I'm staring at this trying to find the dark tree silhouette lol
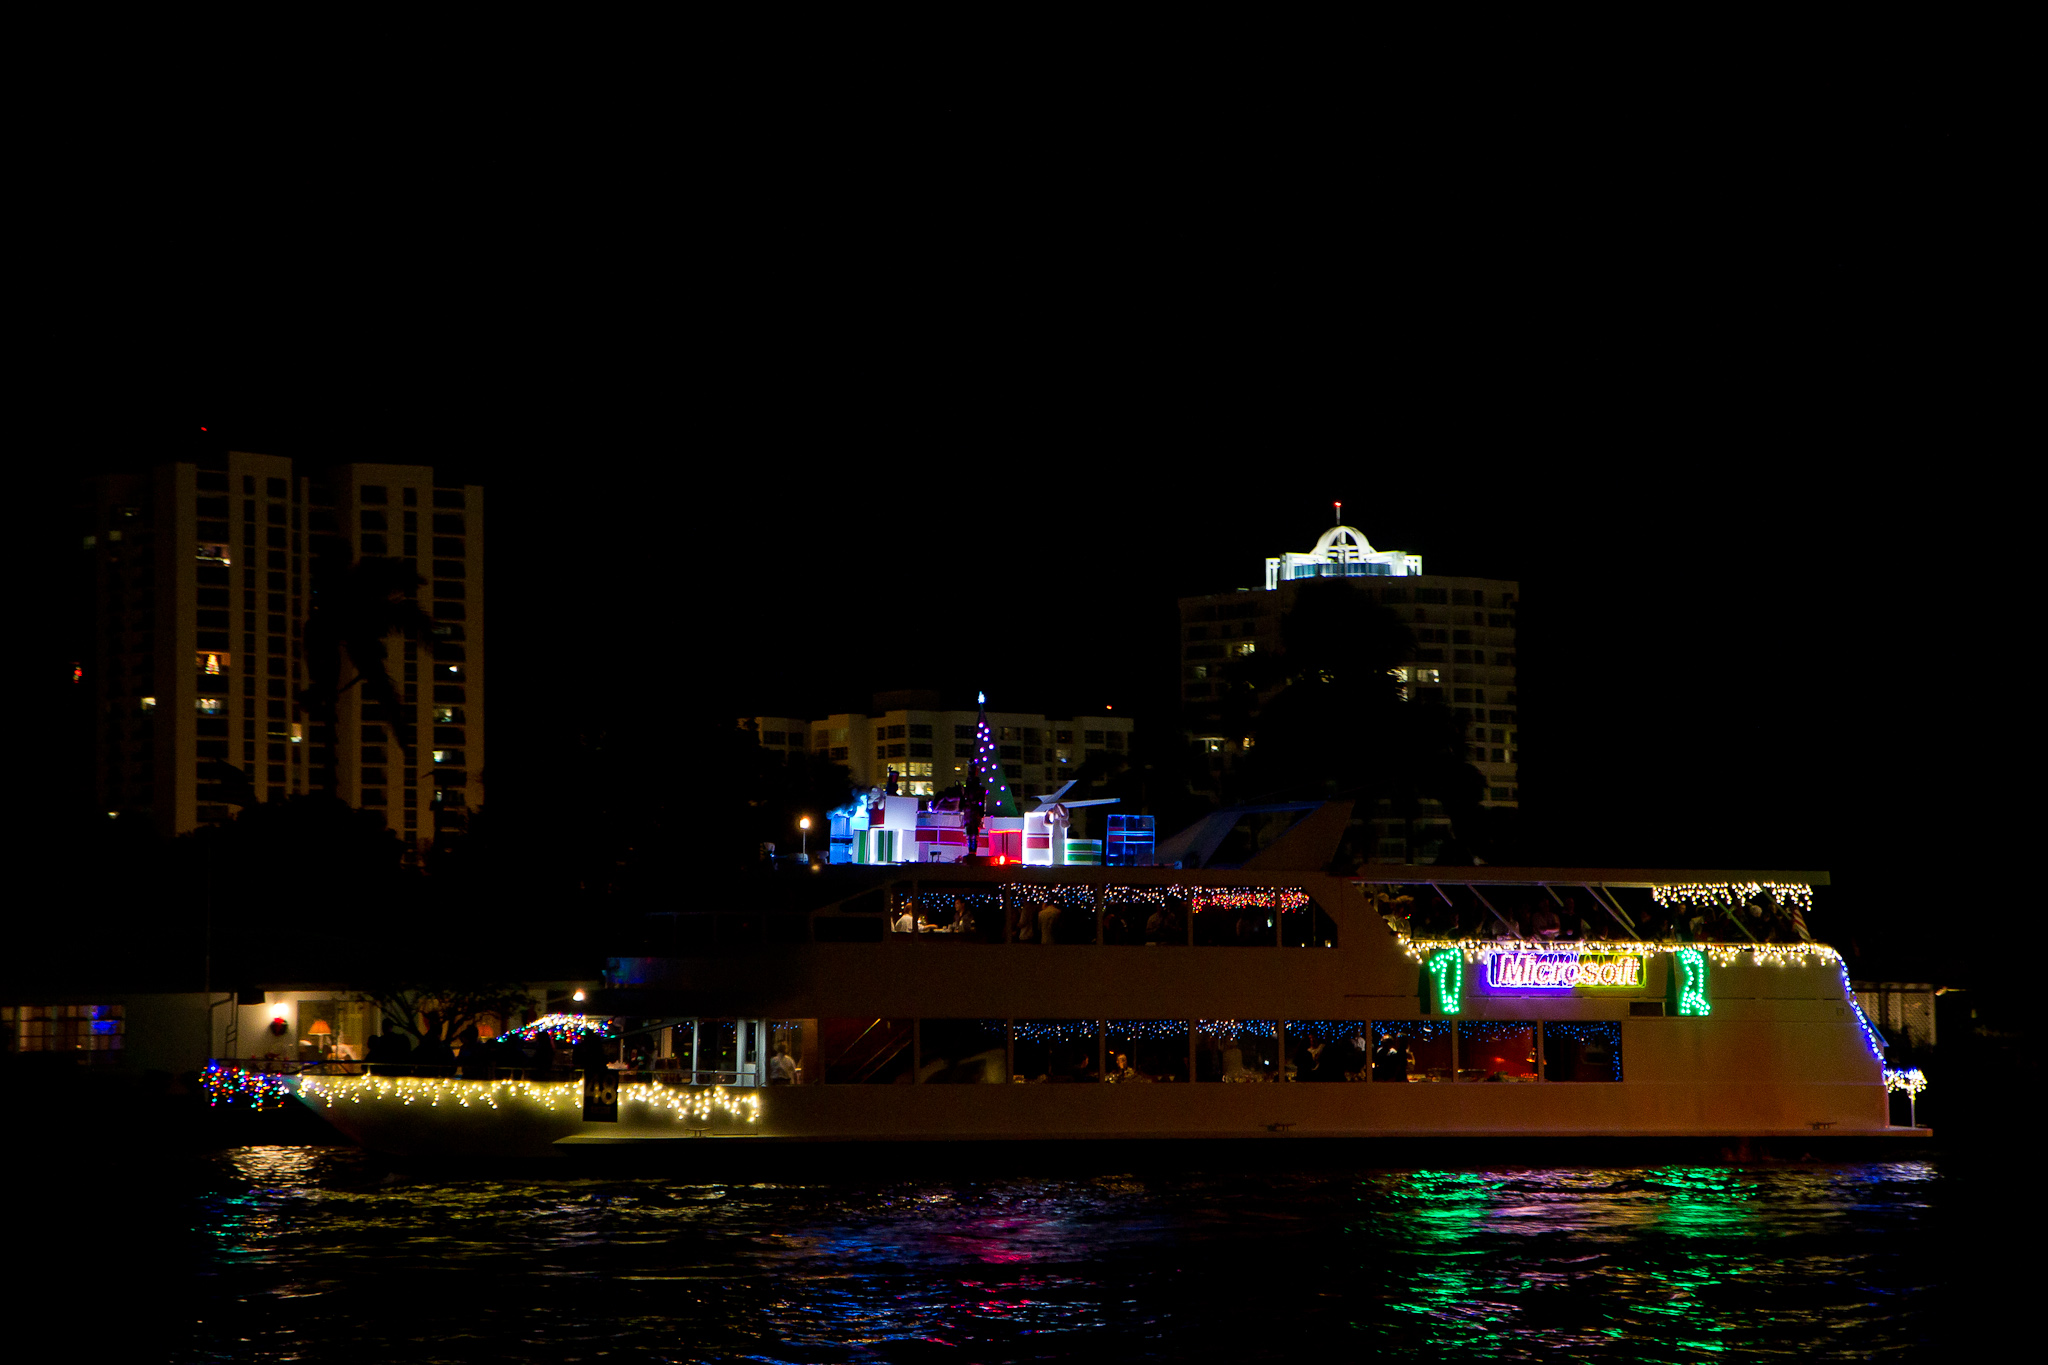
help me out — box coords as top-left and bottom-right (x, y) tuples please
(296, 553), (440, 799)
(1225, 580), (1499, 863)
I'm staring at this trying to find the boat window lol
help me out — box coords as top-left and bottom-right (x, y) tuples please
(1457, 1021), (1538, 1082)
(1105, 887), (1188, 946)
(768, 1020), (815, 1084)
(886, 886), (922, 934)
(820, 1018), (913, 1084)
(1543, 1021), (1622, 1082)
(1107, 1020), (1189, 1082)
(1373, 1021), (1455, 1082)
(1280, 895), (1339, 948)
(1193, 890), (1271, 947)
(1196, 1019), (1279, 1081)
(1007, 885), (1096, 944)
(901, 886), (1002, 941)
(1283, 1021), (1371, 1080)
(1014, 1019), (1099, 1083)
(917, 1020), (1007, 1083)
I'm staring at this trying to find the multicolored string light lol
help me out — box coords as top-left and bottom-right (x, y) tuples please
(199, 1061), (295, 1111)
(503, 1014), (617, 1043)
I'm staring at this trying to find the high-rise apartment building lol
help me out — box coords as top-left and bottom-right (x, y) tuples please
(80, 454), (483, 845)
(1178, 522), (1518, 860)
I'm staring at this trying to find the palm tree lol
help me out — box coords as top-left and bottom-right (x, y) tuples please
(296, 553), (440, 800)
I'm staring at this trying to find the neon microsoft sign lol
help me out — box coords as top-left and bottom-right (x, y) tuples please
(1485, 950), (1644, 989)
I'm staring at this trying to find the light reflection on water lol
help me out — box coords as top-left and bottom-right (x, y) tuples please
(163, 1152), (1952, 1362)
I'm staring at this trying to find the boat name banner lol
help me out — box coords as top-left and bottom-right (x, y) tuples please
(1485, 951), (1644, 990)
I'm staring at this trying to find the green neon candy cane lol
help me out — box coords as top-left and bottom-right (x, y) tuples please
(1672, 947), (1711, 1016)
(1429, 948), (1464, 1016)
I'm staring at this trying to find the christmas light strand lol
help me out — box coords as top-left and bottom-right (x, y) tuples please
(1456, 1020), (1537, 1041)
(1011, 1020), (1099, 1044)
(199, 1061), (295, 1111)
(1395, 935), (1841, 969)
(295, 1074), (762, 1124)
(1106, 1019), (1192, 1042)
(1195, 1018), (1277, 1040)
(1837, 960), (1888, 1064)
(1651, 883), (1814, 912)
(1283, 1020), (1371, 1042)
(1375, 1020), (1455, 1041)
(1883, 1068), (1927, 1096)
(503, 1013), (617, 1043)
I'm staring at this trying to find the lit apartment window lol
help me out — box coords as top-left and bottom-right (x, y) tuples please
(196, 698), (224, 715)
(139, 697), (156, 712)
(196, 543), (231, 565)
(433, 749), (465, 765)
(198, 652), (230, 674)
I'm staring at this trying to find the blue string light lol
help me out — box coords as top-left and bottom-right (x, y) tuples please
(1107, 1019), (1190, 1042)
(1195, 1018), (1276, 1040)
(1284, 1020), (1371, 1042)
(1012, 1019), (1098, 1043)
(1456, 1019), (1537, 1041)
(1542, 1021), (1623, 1081)
(1375, 1020), (1455, 1041)
(1836, 960), (1887, 1063)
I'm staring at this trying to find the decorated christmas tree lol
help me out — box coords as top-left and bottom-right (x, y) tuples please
(970, 691), (1020, 819)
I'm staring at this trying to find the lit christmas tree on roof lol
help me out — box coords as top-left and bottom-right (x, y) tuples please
(970, 691), (1019, 819)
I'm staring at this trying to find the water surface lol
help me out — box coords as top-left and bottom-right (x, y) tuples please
(119, 1149), (1996, 1361)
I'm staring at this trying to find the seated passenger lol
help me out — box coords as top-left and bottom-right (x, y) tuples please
(1372, 1035), (1410, 1082)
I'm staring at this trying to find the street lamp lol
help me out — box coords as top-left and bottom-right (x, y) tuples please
(799, 815), (811, 862)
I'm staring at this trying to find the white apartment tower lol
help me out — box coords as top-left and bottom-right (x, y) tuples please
(82, 454), (483, 846)
(1180, 521), (1518, 862)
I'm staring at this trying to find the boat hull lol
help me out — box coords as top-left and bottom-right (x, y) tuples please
(293, 1074), (1900, 1161)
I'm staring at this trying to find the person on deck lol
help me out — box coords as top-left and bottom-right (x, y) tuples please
(1037, 899), (1061, 945)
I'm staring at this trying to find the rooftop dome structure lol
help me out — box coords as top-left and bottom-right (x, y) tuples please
(1266, 522), (1421, 589)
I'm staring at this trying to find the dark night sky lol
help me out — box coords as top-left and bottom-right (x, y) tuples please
(47, 388), (2011, 969)
(32, 168), (2019, 984)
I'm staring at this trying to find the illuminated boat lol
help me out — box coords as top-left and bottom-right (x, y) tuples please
(282, 845), (1919, 1158)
